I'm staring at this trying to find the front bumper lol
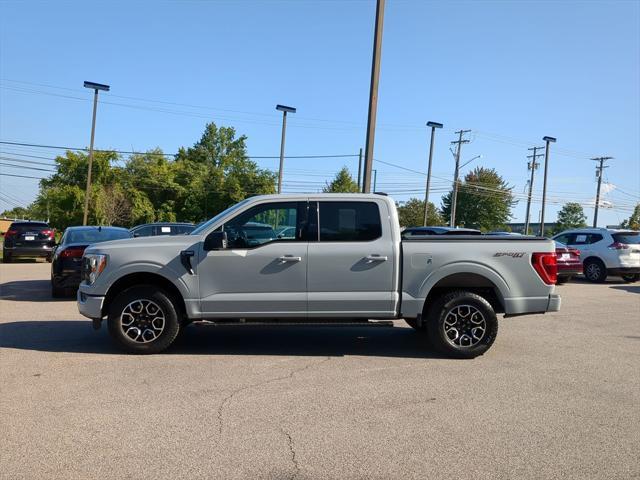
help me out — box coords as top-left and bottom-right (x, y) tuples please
(77, 289), (105, 320)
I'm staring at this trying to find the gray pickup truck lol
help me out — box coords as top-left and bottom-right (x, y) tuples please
(78, 194), (561, 358)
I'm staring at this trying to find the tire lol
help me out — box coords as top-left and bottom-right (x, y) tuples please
(3, 252), (11, 263)
(621, 273), (640, 283)
(425, 290), (498, 359)
(584, 258), (607, 283)
(51, 283), (65, 298)
(404, 318), (426, 332)
(107, 285), (180, 354)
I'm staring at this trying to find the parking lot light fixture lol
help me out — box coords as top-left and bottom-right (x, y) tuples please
(276, 104), (296, 194)
(424, 121), (443, 226)
(540, 136), (557, 236)
(82, 81), (110, 226)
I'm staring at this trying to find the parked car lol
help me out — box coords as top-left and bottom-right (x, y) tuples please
(2, 221), (55, 263)
(552, 228), (640, 283)
(51, 226), (131, 297)
(78, 194), (560, 358)
(402, 226), (482, 238)
(485, 231), (522, 236)
(554, 241), (582, 283)
(130, 222), (195, 237)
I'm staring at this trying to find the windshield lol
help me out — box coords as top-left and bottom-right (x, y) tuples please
(66, 229), (130, 244)
(190, 198), (254, 235)
(612, 232), (640, 244)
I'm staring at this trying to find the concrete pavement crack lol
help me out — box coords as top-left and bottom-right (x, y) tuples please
(282, 428), (299, 480)
(216, 356), (331, 439)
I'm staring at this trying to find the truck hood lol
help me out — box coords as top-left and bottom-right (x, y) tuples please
(84, 234), (202, 255)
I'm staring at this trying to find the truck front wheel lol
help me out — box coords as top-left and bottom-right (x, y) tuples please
(107, 285), (181, 354)
(426, 290), (498, 359)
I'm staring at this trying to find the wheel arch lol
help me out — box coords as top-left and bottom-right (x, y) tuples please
(102, 272), (187, 320)
(422, 272), (506, 315)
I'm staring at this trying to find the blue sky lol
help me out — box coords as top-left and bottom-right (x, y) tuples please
(1, 0), (639, 227)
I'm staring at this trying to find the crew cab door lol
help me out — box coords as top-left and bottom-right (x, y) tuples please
(306, 200), (396, 318)
(197, 201), (309, 318)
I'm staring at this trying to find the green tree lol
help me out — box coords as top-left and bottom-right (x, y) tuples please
(0, 206), (33, 219)
(620, 204), (640, 230)
(397, 198), (442, 227)
(441, 166), (516, 231)
(174, 123), (276, 222)
(555, 202), (587, 232)
(323, 167), (359, 193)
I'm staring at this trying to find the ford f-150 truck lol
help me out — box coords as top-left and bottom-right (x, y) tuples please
(78, 194), (561, 358)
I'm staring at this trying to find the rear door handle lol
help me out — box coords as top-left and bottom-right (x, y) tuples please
(278, 255), (302, 263)
(366, 255), (388, 262)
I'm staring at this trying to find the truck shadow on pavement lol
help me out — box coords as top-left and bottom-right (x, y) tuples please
(0, 280), (74, 302)
(0, 321), (449, 359)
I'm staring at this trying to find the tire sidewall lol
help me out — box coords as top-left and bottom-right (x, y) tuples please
(584, 259), (606, 283)
(108, 285), (180, 354)
(426, 291), (498, 359)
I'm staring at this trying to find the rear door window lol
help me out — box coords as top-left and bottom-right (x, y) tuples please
(318, 201), (382, 242)
(588, 234), (603, 244)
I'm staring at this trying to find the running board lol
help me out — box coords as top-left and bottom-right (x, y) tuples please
(193, 319), (395, 327)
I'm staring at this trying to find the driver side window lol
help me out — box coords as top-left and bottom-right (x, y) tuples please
(223, 202), (300, 249)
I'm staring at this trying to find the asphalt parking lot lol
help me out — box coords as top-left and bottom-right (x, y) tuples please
(0, 262), (639, 480)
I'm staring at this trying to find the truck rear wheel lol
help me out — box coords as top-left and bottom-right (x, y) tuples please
(426, 290), (498, 359)
(107, 285), (181, 354)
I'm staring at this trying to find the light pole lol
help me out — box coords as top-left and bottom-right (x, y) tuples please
(362, 0), (386, 193)
(423, 121), (443, 226)
(82, 81), (110, 226)
(539, 136), (556, 236)
(276, 104), (296, 194)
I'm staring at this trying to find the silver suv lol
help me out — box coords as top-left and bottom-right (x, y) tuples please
(552, 228), (640, 283)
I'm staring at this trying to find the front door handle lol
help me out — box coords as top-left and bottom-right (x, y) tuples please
(366, 254), (388, 262)
(278, 255), (302, 263)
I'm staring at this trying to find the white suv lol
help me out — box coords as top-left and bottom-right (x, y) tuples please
(553, 228), (640, 283)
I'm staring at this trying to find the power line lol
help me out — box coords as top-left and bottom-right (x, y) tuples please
(0, 173), (46, 180)
(0, 140), (358, 160)
(0, 161), (56, 172)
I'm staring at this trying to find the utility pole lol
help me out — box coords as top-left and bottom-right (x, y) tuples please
(591, 156), (613, 227)
(539, 136), (556, 236)
(357, 148), (363, 190)
(362, 0), (385, 193)
(524, 146), (544, 235)
(82, 81), (110, 226)
(424, 121), (443, 226)
(373, 169), (378, 192)
(449, 129), (471, 227)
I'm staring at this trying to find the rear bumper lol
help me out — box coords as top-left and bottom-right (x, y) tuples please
(608, 267), (640, 275)
(557, 264), (582, 276)
(503, 293), (561, 316)
(3, 245), (53, 257)
(77, 289), (105, 320)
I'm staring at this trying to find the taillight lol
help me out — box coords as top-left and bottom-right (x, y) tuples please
(4, 229), (17, 238)
(569, 248), (581, 258)
(532, 252), (557, 285)
(60, 247), (85, 258)
(608, 242), (629, 250)
(42, 229), (55, 239)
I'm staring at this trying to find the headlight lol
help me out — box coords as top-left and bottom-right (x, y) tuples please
(82, 254), (107, 285)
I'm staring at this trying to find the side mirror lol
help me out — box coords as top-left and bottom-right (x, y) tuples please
(204, 231), (228, 251)
(133, 232), (141, 238)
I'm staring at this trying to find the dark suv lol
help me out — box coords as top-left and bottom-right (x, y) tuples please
(130, 222), (195, 237)
(3, 221), (56, 262)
